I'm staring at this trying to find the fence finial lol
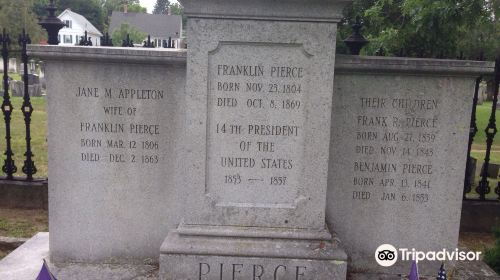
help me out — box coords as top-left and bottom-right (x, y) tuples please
(101, 33), (113, 47)
(143, 35), (154, 48)
(78, 31), (92, 46)
(39, 0), (65, 45)
(343, 16), (369, 55)
(122, 34), (133, 47)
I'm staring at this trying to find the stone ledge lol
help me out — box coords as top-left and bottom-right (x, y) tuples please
(0, 236), (28, 251)
(335, 55), (495, 77)
(0, 179), (47, 210)
(180, 0), (351, 23)
(28, 45), (187, 65)
(0, 232), (159, 280)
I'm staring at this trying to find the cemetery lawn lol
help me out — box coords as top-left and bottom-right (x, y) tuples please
(8, 73), (22, 81)
(459, 232), (496, 255)
(0, 97), (47, 178)
(0, 208), (48, 238)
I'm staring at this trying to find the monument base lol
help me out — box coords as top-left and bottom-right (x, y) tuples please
(159, 224), (347, 280)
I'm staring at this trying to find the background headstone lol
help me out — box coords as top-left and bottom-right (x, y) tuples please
(479, 83), (486, 105)
(10, 80), (23, 97)
(327, 55), (493, 276)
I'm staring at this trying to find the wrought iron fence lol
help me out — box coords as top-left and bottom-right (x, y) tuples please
(0, 28), (37, 181)
(463, 58), (500, 201)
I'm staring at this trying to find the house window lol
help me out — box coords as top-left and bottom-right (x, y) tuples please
(64, 20), (72, 28)
(63, 35), (72, 44)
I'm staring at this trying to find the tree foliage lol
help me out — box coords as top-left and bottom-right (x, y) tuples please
(122, 3), (147, 13)
(102, 0), (141, 17)
(338, 0), (500, 59)
(111, 23), (146, 46)
(0, 0), (45, 46)
(169, 3), (186, 27)
(55, 0), (106, 32)
(153, 0), (170, 14)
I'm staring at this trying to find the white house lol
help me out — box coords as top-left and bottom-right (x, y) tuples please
(57, 9), (103, 46)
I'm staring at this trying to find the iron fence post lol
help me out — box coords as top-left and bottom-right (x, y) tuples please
(477, 57), (500, 200)
(19, 29), (36, 181)
(494, 59), (500, 200)
(464, 77), (481, 199)
(0, 29), (16, 179)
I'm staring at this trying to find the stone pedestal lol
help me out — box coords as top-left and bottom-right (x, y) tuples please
(160, 0), (351, 279)
(161, 224), (347, 279)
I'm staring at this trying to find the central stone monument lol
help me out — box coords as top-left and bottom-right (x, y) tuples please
(160, 0), (352, 279)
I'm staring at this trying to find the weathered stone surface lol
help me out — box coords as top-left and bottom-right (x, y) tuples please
(28, 45), (187, 263)
(181, 0), (350, 22)
(161, 0), (351, 278)
(160, 225), (347, 280)
(0, 232), (159, 280)
(177, 0), (346, 232)
(327, 55), (494, 275)
(0, 232), (49, 280)
(161, 254), (346, 280)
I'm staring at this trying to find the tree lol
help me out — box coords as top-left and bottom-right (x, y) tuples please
(0, 0), (46, 46)
(33, 0), (50, 18)
(102, 0), (145, 15)
(122, 3), (146, 13)
(34, 0), (106, 32)
(111, 23), (146, 46)
(169, 3), (186, 28)
(153, 0), (170, 14)
(338, 0), (496, 59)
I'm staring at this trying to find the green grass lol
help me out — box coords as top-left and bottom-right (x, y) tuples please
(470, 150), (500, 164)
(0, 97), (47, 178)
(7, 73), (21, 82)
(0, 218), (40, 237)
(0, 209), (48, 238)
(473, 101), (500, 147)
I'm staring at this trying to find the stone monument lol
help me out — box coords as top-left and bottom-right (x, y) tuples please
(327, 55), (494, 276)
(28, 46), (187, 264)
(18, 1), (495, 279)
(160, 0), (352, 279)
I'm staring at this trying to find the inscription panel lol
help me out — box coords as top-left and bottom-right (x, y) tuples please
(76, 86), (164, 168)
(207, 43), (310, 207)
(351, 96), (438, 205)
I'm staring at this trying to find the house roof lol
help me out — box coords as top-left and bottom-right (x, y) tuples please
(58, 9), (103, 36)
(109, 12), (182, 38)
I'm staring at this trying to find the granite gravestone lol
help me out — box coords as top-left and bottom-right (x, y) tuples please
(327, 55), (493, 276)
(160, 0), (352, 279)
(28, 46), (187, 263)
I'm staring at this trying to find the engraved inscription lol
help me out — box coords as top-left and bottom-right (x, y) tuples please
(351, 96), (439, 205)
(76, 87), (162, 166)
(207, 43), (310, 206)
(197, 262), (307, 280)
